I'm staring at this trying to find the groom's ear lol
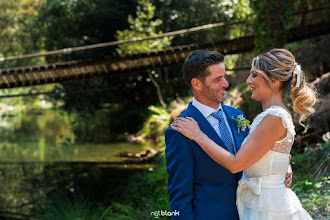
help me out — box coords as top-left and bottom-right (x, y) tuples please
(191, 78), (202, 90)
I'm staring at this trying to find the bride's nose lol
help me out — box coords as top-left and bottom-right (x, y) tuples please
(246, 74), (252, 84)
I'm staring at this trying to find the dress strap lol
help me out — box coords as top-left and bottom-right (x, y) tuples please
(263, 106), (295, 136)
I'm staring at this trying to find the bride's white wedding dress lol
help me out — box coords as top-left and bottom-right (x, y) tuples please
(237, 106), (312, 220)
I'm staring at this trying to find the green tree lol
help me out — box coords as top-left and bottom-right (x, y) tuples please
(0, 0), (44, 68)
(36, 0), (138, 63)
(250, 0), (288, 54)
(251, 0), (329, 54)
(34, 0), (139, 111)
(116, 0), (172, 55)
(155, 0), (252, 46)
(0, 0), (55, 107)
(32, 0), (160, 139)
(116, 0), (172, 109)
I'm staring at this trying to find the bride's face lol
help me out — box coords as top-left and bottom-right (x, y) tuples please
(246, 69), (273, 102)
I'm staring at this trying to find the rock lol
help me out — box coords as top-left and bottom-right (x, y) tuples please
(125, 134), (144, 142)
(146, 147), (157, 155)
(139, 150), (148, 157)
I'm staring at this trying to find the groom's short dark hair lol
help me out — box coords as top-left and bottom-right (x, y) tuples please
(182, 50), (224, 88)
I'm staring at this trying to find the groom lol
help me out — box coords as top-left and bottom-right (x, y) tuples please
(165, 50), (291, 219)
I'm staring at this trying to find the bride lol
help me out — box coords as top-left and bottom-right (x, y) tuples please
(171, 49), (316, 219)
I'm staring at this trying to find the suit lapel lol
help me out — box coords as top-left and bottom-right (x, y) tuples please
(222, 104), (240, 150)
(186, 103), (230, 152)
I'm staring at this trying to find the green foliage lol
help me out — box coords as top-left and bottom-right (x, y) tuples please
(68, 107), (147, 142)
(251, 0), (329, 54)
(293, 177), (329, 216)
(155, 0), (252, 47)
(116, 0), (172, 55)
(35, 0), (167, 134)
(138, 105), (171, 144)
(0, 0), (44, 68)
(137, 98), (189, 145)
(292, 141), (329, 216)
(292, 141), (329, 179)
(39, 159), (169, 220)
(224, 54), (239, 72)
(36, 0), (138, 61)
(41, 194), (106, 220)
(250, 0), (288, 54)
(115, 0), (173, 113)
(0, 84), (57, 108)
(34, 0), (158, 133)
(105, 203), (138, 220)
(217, 0), (252, 20)
(105, 160), (169, 219)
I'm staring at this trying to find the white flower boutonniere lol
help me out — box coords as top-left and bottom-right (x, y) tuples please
(231, 114), (250, 134)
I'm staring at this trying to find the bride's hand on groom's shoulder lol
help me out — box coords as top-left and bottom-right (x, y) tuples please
(171, 117), (201, 140)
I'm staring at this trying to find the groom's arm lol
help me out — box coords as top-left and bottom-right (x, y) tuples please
(165, 127), (194, 220)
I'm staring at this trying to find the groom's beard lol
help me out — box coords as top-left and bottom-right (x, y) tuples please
(201, 83), (226, 104)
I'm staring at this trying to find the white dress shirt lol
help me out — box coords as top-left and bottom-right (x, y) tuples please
(192, 97), (235, 145)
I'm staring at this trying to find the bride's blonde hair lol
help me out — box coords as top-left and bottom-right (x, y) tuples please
(251, 48), (317, 125)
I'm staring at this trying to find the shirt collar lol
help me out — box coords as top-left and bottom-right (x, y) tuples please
(192, 97), (222, 118)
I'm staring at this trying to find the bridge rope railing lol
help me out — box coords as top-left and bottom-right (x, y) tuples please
(0, 6), (328, 90)
(0, 20), (328, 89)
(0, 5), (329, 64)
(0, 20), (246, 63)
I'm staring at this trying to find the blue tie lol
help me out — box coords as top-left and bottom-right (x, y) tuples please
(211, 110), (236, 154)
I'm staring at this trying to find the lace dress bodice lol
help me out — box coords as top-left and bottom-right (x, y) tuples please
(242, 106), (295, 178)
(237, 106), (312, 219)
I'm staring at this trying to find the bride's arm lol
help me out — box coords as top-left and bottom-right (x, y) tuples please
(171, 115), (286, 173)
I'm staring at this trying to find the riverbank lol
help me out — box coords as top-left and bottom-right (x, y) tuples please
(0, 94), (328, 219)
(37, 157), (168, 220)
(37, 140), (328, 219)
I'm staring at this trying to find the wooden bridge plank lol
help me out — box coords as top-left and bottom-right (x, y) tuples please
(0, 20), (329, 88)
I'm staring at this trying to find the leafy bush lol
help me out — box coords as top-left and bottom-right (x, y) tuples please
(292, 141), (329, 218)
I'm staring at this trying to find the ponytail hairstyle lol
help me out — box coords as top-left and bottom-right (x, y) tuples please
(251, 48), (317, 125)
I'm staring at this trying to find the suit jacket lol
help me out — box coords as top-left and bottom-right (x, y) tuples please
(165, 102), (249, 220)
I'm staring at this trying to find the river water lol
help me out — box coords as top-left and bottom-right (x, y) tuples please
(0, 109), (153, 219)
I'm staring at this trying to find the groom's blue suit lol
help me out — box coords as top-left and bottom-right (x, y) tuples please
(165, 102), (249, 220)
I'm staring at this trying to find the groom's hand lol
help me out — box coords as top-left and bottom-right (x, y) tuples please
(284, 155), (293, 188)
